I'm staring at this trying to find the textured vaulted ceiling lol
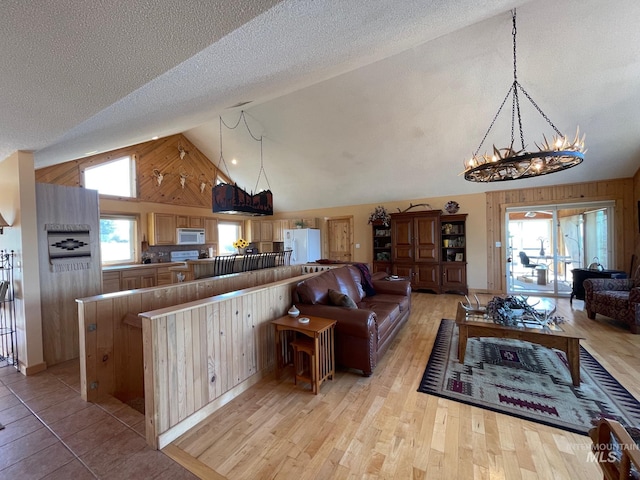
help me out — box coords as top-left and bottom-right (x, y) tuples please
(2, 0), (639, 212)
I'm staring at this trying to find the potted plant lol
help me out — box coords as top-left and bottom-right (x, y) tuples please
(294, 220), (305, 229)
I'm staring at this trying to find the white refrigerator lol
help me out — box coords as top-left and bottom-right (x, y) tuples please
(284, 228), (321, 264)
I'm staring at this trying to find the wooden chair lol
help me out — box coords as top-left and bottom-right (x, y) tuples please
(589, 418), (640, 480)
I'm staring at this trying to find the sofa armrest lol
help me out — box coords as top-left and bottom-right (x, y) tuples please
(296, 304), (376, 339)
(584, 278), (632, 293)
(630, 287), (640, 304)
(372, 279), (411, 297)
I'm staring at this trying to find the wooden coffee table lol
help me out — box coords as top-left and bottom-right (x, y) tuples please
(455, 302), (583, 386)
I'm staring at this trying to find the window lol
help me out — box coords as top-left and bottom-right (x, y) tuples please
(84, 156), (136, 197)
(217, 221), (243, 255)
(100, 215), (138, 265)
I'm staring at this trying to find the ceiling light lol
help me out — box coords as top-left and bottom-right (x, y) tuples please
(463, 9), (585, 183)
(231, 158), (237, 165)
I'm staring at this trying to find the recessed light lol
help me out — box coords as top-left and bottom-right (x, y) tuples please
(231, 158), (237, 165)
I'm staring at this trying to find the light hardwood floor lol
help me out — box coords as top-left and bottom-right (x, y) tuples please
(167, 292), (640, 479)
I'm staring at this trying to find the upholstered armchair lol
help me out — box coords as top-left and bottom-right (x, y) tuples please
(584, 267), (640, 333)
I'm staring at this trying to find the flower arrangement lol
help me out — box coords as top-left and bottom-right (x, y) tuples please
(368, 206), (391, 226)
(232, 238), (249, 249)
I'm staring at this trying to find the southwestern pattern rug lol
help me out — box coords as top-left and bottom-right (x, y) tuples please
(418, 319), (640, 435)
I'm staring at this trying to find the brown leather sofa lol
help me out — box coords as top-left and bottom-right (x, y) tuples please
(293, 266), (411, 376)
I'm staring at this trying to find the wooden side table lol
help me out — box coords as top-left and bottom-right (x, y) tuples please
(272, 315), (337, 394)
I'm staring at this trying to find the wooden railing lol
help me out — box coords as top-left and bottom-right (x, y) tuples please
(140, 275), (312, 449)
(77, 265), (305, 405)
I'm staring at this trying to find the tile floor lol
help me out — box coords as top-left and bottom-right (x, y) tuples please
(0, 360), (198, 479)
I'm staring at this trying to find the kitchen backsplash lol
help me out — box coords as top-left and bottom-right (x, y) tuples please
(142, 244), (216, 263)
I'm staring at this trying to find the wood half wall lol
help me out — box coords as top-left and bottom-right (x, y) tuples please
(485, 178), (636, 293)
(76, 265), (306, 404)
(140, 275), (310, 449)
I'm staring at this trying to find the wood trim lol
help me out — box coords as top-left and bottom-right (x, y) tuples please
(22, 362), (47, 376)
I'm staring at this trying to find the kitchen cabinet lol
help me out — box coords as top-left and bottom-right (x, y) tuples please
(272, 220), (287, 242)
(103, 263), (185, 292)
(148, 213), (176, 245)
(177, 215), (204, 228)
(260, 221), (274, 242)
(156, 266), (174, 286)
(120, 268), (157, 290)
(248, 220), (261, 242)
(259, 241), (274, 253)
(289, 218), (318, 229)
(391, 210), (441, 293)
(204, 217), (218, 244)
(102, 271), (121, 294)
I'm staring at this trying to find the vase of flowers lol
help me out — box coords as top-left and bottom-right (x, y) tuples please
(368, 206), (391, 226)
(233, 238), (249, 254)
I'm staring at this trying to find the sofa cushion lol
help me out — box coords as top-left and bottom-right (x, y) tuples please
(368, 293), (410, 313)
(328, 289), (358, 309)
(360, 300), (400, 341)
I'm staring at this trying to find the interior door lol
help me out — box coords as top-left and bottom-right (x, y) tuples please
(327, 217), (353, 262)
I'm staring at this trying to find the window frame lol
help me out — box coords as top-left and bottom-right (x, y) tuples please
(82, 155), (137, 199)
(99, 213), (140, 265)
(217, 220), (244, 256)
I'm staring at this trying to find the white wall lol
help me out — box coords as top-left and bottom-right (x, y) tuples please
(0, 151), (44, 373)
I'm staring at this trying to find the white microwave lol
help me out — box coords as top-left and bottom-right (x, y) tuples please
(176, 228), (206, 245)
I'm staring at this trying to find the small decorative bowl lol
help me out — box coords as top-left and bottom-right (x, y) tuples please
(298, 317), (310, 324)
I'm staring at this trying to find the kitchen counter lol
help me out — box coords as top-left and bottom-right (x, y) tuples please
(102, 262), (184, 271)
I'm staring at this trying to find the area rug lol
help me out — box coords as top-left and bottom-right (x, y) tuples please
(418, 319), (640, 435)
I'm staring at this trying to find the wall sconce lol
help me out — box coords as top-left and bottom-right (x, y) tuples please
(0, 213), (10, 234)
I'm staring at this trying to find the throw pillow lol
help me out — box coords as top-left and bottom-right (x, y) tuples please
(328, 289), (358, 309)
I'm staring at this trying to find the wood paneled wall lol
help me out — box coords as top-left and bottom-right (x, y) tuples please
(485, 178), (636, 293)
(35, 133), (228, 209)
(77, 265), (305, 403)
(36, 183), (103, 366)
(140, 276), (308, 449)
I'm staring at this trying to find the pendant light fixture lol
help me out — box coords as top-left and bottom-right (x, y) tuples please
(212, 111), (273, 216)
(463, 9), (585, 182)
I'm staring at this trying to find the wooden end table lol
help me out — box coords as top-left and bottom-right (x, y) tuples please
(455, 302), (583, 386)
(272, 315), (337, 394)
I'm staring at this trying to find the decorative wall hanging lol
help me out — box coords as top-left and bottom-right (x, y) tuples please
(213, 111), (273, 216)
(152, 169), (165, 187)
(463, 9), (585, 182)
(46, 224), (92, 272)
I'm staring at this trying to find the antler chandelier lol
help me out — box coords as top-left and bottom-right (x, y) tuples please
(463, 9), (585, 183)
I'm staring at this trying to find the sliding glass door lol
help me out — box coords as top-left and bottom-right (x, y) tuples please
(506, 201), (614, 296)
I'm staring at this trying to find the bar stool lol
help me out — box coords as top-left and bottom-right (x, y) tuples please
(290, 337), (316, 393)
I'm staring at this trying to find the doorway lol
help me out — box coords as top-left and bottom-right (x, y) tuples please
(506, 201), (615, 296)
(326, 216), (354, 262)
